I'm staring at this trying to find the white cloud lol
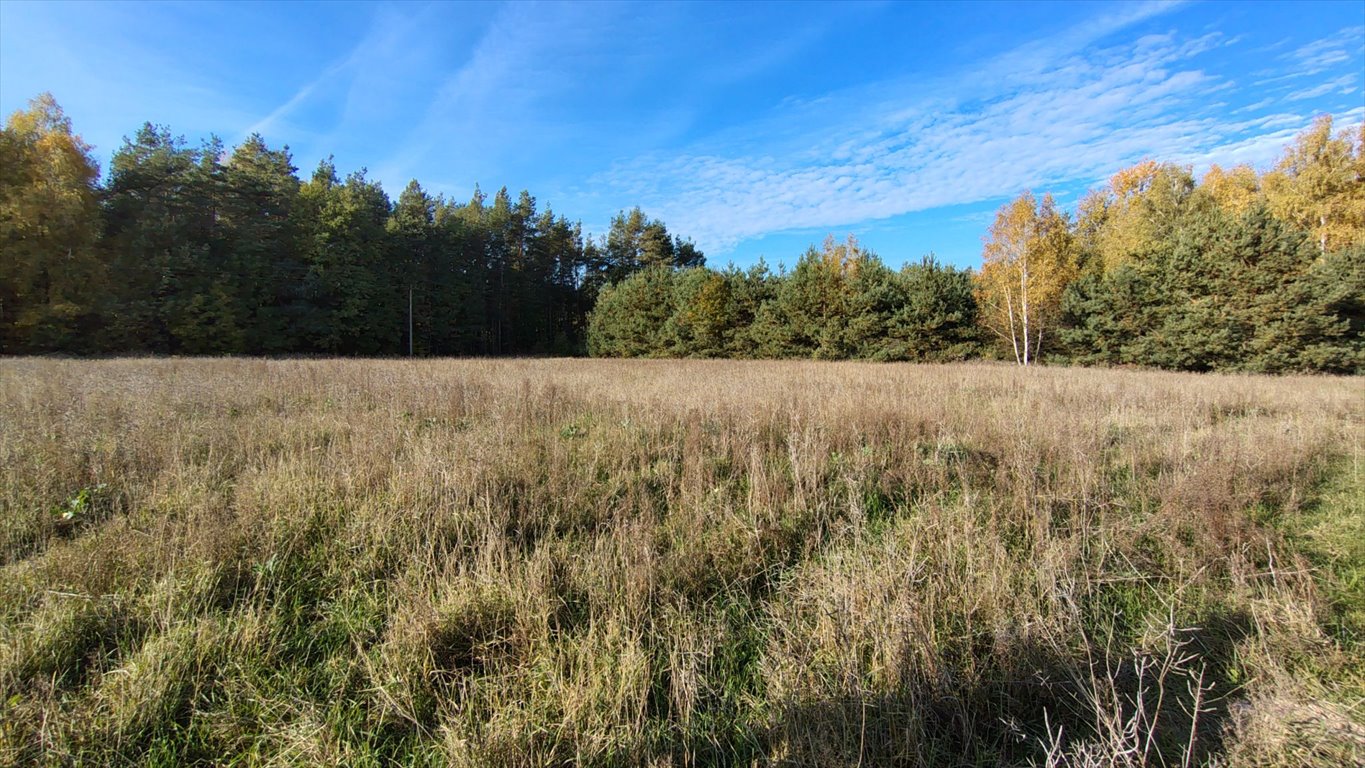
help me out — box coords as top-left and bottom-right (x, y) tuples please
(1285, 74), (1359, 102)
(368, 2), (654, 195)
(591, 9), (1363, 255)
(239, 4), (455, 169)
(1233, 97), (1275, 114)
(594, 13), (1215, 252)
(1285, 26), (1365, 76)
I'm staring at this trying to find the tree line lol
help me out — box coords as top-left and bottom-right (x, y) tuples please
(977, 115), (1363, 373)
(588, 239), (982, 361)
(0, 94), (700, 356)
(3, 93), (1361, 373)
(590, 116), (1364, 374)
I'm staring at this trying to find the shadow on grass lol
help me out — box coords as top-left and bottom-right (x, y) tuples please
(745, 612), (1253, 768)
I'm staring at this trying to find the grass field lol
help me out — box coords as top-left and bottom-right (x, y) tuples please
(1, 358), (1362, 767)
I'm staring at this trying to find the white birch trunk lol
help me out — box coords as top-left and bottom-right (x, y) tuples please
(1020, 254), (1031, 366)
(1004, 284), (1021, 365)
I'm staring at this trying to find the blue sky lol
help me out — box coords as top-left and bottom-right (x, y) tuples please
(1, 1), (1361, 269)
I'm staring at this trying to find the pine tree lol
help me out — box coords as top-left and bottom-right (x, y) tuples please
(218, 134), (305, 352)
(586, 266), (677, 357)
(102, 124), (208, 351)
(297, 163), (394, 354)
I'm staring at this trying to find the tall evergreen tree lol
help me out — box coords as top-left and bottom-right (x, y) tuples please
(749, 236), (874, 359)
(661, 266), (735, 357)
(1061, 204), (1363, 373)
(586, 265), (677, 357)
(870, 257), (982, 362)
(298, 163), (395, 354)
(219, 134), (304, 352)
(389, 179), (441, 354)
(102, 124), (206, 351)
(595, 207), (704, 290)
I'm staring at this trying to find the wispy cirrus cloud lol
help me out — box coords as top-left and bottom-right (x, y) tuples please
(1284, 25), (1364, 76)
(591, 6), (1361, 255)
(11, 0), (1354, 267)
(239, 3), (466, 171)
(369, 2), (582, 190)
(1284, 74), (1359, 102)
(1171, 104), (1365, 172)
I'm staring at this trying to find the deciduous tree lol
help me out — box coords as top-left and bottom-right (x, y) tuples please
(1200, 163), (1262, 216)
(976, 192), (1077, 365)
(1075, 161), (1197, 273)
(1263, 115), (1365, 255)
(0, 94), (103, 352)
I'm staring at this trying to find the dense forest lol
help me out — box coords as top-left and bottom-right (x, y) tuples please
(0, 94), (700, 356)
(588, 243), (982, 362)
(589, 117), (1365, 373)
(2, 93), (1362, 372)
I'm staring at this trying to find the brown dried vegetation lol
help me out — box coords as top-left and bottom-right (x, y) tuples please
(0, 358), (1361, 766)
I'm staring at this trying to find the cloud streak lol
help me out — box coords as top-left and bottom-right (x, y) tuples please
(592, 7), (1361, 255)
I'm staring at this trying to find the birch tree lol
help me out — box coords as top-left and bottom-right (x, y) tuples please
(1201, 163), (1262, 216)
(976, 192), (1077, 365)
(1075, 161), (1196, 273)
(1263, 115), (1365, 255)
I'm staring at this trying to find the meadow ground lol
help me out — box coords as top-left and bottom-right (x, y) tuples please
(0, 358), (1361, 767)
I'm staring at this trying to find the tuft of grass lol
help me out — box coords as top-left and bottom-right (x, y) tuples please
(1288, 457), (1365, 648)
(0, 357), (1361, 765)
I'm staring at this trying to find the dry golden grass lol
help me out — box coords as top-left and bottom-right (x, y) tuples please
(0, 358), (1361, 766)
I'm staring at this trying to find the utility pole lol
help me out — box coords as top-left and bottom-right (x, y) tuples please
(408, 286), (414, 357)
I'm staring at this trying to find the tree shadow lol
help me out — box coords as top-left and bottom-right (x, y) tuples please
(743, 609), (1254, 767)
